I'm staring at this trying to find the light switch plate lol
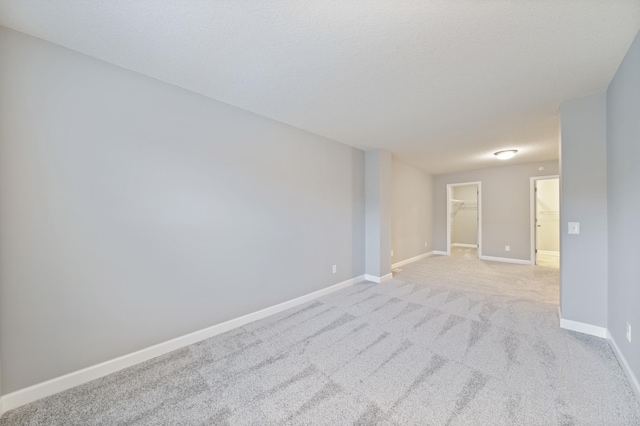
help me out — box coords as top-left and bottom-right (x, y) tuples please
(568, 222), (580, 234)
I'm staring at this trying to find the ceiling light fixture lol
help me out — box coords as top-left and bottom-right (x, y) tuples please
(494, 149), (518, 160)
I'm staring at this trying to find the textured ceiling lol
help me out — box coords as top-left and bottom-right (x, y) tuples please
(1, 1), (639, 174)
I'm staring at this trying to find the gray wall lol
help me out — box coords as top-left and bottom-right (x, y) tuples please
(434, 161), (559, 260)
(559, 92), (608, 328)
(607, 31), (640, 384)
(451, 185), (478, 246)
(391, 157), (433, 264)
(0, 27), (365, 393)
(365, 150), (392, 277)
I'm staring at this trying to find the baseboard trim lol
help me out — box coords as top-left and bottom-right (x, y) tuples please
(0, 274), (365, 416)
(451, 243), (477, 248)
(433, 250), (448, 256)
(537, 250), (559, 256)
(606, 330), (640, 402)
(391, 251), (434, 269)
(364, 273), (393, 283)
(559, 317), (607, 338)
(478, 255), (532, 265)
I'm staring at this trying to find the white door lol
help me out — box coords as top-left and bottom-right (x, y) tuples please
(535, 178), (560, 266)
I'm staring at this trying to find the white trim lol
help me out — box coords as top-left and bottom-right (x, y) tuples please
(446, 181), (482, 258)
(559, 317), (607, 338)
(0, 274), (365, 415)
(557, 311), (639, 401)
(530, 175), (560, 265)
(364, 273), (393, 283)
(537, 250), (559, 256)
(451, 243), (477, 248)
(607, 330), (640, 402)
(391, 251), (434, 269)
(433, 250), (448, 256)
(478, 255), (533, 265)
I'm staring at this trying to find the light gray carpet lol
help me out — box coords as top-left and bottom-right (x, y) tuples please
(2, 247), (639, 425)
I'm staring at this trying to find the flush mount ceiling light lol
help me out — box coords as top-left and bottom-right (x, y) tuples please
(494, 149), (518, 160)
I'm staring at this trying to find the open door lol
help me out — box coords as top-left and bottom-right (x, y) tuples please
(532, 177), (559, 267)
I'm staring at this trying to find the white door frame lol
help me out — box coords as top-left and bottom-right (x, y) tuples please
(446, 181), (482, 257)
(530, 175), (560, 264)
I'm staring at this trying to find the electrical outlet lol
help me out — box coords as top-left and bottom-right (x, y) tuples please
(332, 265), (337, 274)
(425, 242), (428, 247)
(627, 322), (632, 342)
(391, 250), (394, 257)
(505, 245), (511, 252)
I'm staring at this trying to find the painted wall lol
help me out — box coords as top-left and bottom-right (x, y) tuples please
(451, 185), (478, 246)
(391, 157), (433, 264)
(535, 178), (560, 252)
(0, 27), (365, 393)
(607, 30), (640, 387)
(365, 150), (392, 278)
(559, 92), (608, 329)
(434, 161), (559, 261)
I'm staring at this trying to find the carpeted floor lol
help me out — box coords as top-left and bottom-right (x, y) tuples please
(2, 247), (639, 425)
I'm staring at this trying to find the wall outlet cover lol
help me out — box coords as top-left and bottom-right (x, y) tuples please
(505, 245), (511, 252)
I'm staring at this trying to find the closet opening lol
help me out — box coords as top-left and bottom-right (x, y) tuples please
(446, 182), (481, 258)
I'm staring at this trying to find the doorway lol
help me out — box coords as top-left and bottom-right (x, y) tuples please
(530, 176), (560, 267)
(447, 182), (481, 257)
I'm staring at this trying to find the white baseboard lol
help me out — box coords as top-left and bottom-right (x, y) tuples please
(606, 330), (640, 402)
(451, 243), (477, 248)
(537, 250), (559, 256)
(558, 308), (639, 402)
(433, 250), (448, 256)
(559, 317), (607, 338)
(391, 251), (434, 269)
(364, 273), (392, 283)
(479, 255), (533, 265)
(0, 274), (365, 416)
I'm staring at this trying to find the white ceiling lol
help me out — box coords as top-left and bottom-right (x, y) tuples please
(1, 1), (639, 174)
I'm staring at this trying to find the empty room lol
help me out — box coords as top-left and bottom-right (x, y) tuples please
(1, 2), (639, 425)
